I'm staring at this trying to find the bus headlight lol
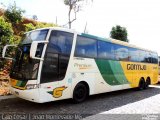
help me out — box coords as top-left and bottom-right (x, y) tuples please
(26, 84), (40, 89)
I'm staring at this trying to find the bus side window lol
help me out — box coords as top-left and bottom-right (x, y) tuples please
(75, 36), (97, 58)
(145, 52), (152, 63)
(97, 41), (114, 60)
(152, 53), (158, 64)
(128, 48), (139, 62)
(139, 50), (146, 62)
(114, 44), (129, 61)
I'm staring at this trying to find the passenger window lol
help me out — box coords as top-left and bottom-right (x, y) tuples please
(139, 50), (146, 62)
(114, 44), (129, 61)
(98, 41), (114, 60)
(152, 53), (158, 64)
(49, 31), (73, 55)
(129, 48), (139, 62)
(75, 36), (97, 58)
(145, 52), (152, 63)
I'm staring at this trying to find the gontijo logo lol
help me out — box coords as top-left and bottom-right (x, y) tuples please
(127, 64), (147, 70)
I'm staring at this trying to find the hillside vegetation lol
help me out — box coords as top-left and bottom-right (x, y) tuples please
(0, 6), (57, 95)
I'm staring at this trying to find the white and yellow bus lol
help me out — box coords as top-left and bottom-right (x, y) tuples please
(3, 27), (158, 103)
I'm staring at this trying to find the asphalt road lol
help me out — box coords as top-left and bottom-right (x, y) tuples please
(0, 84), (160, 120)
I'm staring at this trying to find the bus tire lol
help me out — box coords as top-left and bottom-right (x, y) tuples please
(72, 83), (88, 103)
(138, 78), (145, 90)
(145, 77), (151, 89)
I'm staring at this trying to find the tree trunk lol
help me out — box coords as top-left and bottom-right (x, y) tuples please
(68, 7), (72, 29)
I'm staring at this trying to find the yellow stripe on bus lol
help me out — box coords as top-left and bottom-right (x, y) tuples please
(120, 61), (158, 88)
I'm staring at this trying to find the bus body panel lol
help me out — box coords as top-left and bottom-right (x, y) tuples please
(38, 73), (73, 103)
(120, 61), (158, 87)
(71, 58), (131, 95)
(10, 87), (40, 103)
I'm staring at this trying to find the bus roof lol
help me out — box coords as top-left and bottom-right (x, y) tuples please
(26, 27), (76, 34)
(81, 33), (157, 54)
(27, 27), (157, 54)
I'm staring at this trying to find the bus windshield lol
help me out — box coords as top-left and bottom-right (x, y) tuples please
(22, 29), (49, 44)
(10, 29), (48, 81)
(10, 44), (41, 80)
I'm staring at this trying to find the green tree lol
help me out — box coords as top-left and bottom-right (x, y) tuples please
(0, 17), (14, 69)
(35, 22), (56, 29)
(24, 23), (36, 32)
(4, 2), (25, 26)
(110, 25), (129, 42)
(24, 22), (57, 32)
(0, 16), (13, 45)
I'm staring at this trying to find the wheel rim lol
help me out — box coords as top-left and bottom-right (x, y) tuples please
(75, 86), (86, 100)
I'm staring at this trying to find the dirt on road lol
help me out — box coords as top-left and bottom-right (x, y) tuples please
(0, 72), (11, 95)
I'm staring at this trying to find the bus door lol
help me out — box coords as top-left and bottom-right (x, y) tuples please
(39, 30), (74, 101)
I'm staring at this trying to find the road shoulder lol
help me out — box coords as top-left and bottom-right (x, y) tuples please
(0, 95), (16, 101)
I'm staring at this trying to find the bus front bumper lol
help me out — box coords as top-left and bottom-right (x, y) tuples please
(10, 86), (41, 103)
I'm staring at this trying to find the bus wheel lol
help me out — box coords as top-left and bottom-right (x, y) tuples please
(138, 78), (145, 90)
(145, 78), (151, 89)
(73, 83), (88, 103)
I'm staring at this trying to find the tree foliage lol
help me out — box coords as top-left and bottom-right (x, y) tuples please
(0, 2), (58, 75)
(4, 2), (25, 25)
(24, 22), (57, 32)
(110, 25), (129, 42)
(0, 17), (13, 45)
(36, 22), (56, 29)
(0, 17), (14, 69)
(24, 23), (36, 32)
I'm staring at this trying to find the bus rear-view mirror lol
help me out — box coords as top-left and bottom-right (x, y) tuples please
(2, 45), (17, 60)
(30, 41), (48, 60)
